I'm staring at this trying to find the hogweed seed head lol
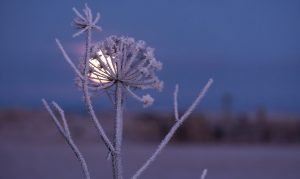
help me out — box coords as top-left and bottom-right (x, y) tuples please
(87, 35), (163, 92)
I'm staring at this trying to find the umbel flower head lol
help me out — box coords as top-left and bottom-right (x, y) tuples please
(87, 36), (163, 91)
(84, 35), (163, 107)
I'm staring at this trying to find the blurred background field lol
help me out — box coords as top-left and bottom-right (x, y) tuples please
(0, 108), (300, 179)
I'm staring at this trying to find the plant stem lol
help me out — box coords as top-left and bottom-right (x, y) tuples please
(112, 81), (124, 179)
(81, 28), (115, 153)
(42, 99), (91, 179)
(131, 79), (213, 179)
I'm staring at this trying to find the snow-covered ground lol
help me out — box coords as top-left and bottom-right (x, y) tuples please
(1, 141), (299, 179)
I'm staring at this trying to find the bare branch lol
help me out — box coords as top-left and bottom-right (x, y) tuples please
(55, 39), (83, 80)
(180, 78), (213, 122)
(42, 99), (66, 137)
(72, 7), (85, 21)
(73, 26), (90, 37)
(84, 87), (116, 153)
(131, 78), (213, 179)
(52, 101), (71, 137)
(173, 84), (179, 121)
(125, 86), (154, 107)
(200, 169), (208, 179)
(42, 99), (91, 179)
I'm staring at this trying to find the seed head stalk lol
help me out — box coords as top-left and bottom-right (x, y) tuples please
(112, 81), (124, 179)
(82, 22), (121, 177)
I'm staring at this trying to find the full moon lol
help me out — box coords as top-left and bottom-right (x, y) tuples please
(88, 50), (116, 84)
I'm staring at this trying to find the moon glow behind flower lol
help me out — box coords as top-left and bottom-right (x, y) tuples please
(85, 36), (163, 91)
(88, 50), (116, 84)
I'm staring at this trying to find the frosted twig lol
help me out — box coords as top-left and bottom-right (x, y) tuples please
(201, 169), (208, 179)
(125, 87), (154, 107)
(107, 151), (112, 161)
(174, 84), (179, 121)
(42, 99), (66, 137)
(52, 101), (71, 137)
(180, 79), (213, 121)
(131, 78), (213, 179)
(73, 27), (90, 38)
(55, 39), (83, 80)
(72, 7), (85, 21)
(126, 87), (143, 102)
(42, 99), (91, 179)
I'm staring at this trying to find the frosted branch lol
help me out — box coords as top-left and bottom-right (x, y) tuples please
(42, 99), (91, 179)
(173, 84), (179, 121)
(52, 101), (71, 137)
(73, 26), (90, 38)
(131, 78), (213, 179)
(72, 7), (85, 21)
(200, 169), (208, 179)
(180, 78), (213, 121)
(55, 39), (83, 80)
(125, 87), (154, 107)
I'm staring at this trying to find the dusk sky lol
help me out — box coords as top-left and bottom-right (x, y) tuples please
(0, 0), (300, 113)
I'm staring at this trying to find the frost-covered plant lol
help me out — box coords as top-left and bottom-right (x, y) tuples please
(42, 4), (213, 179)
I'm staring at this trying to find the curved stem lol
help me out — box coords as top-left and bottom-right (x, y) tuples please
(131, 79), (213, 179)
(82, 28), (115, 153)
(42, 99), (91, 179)
(112, 81), (124, 179)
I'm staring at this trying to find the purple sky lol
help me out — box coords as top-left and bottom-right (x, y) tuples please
(0, 0), (300, 113)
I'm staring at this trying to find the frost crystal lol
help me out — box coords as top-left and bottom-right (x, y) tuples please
(142, 94), (154, 108)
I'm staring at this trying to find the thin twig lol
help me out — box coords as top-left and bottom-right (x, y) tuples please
(52, 101), (71, 137)
(174, 84), (179, 121)
(125, 86), (143, 102)
(201, 169), (208, 179)
(180, 79), (213, 121)
(42, 99), (91, 179)
(131, 78), (213, 179)
(42, 99), (66, 137)
(55, 39), (83, 80)
(73, 26), (90, 37)
(72, 7), (85, 20)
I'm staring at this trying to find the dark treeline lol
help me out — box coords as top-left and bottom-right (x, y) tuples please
(1, 107), (300, 144)
(126, 110), (300, 144)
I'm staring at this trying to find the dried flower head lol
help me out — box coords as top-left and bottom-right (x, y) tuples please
(72, 4), (102, 37)
(87, 36), (163, 92)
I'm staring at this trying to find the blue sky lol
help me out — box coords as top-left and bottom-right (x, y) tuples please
(0, 0), (300, 113)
